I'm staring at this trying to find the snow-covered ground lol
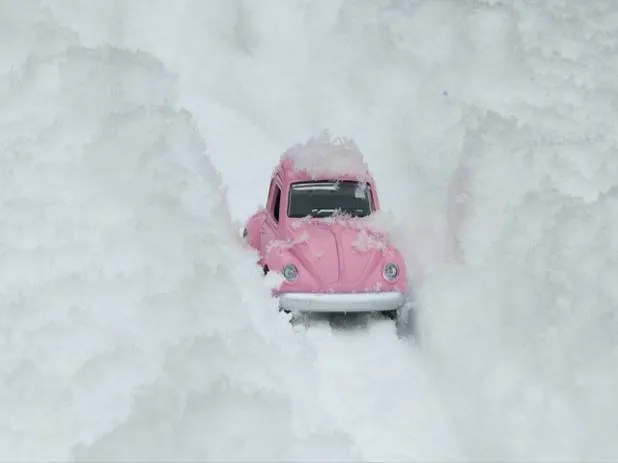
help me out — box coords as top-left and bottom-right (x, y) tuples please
(2, 0), (617, 461)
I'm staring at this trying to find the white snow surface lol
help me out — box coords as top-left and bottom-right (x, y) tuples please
(2, 0), (618, 461)
(281, 132), (372, 181)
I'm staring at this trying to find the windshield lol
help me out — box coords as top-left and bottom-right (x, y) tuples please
(288, 180), (373, 218)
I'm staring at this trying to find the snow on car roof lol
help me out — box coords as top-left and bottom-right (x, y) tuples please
(279, 132), (372, 182)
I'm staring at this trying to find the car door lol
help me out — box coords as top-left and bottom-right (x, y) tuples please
(260, 177), (283, 256)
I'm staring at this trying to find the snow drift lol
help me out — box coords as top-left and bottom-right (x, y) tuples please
(0, 12), (352, 461)
(2, 0), (618, 462)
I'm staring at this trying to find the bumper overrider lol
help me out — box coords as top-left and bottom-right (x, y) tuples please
(278, 291), (406, 313)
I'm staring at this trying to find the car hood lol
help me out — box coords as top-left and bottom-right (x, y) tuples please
(277, 218), (398, 287)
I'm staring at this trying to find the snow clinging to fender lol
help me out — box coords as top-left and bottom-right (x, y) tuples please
(281, 131), (372, 181)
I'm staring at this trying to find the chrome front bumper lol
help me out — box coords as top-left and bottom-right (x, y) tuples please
(279, 291), (405, 313)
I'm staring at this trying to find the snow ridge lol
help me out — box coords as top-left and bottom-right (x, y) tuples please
(281, 131), (372, 181)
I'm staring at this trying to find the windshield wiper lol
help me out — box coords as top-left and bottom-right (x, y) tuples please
(311, 208), (337, 217)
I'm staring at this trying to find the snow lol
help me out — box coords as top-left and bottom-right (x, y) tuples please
(351, 228), (388, 254)
(0, 9), (342, 461)
(266, 231), (310, 255)
(281, 131), (372, 181)
(2, 0), (618, 461)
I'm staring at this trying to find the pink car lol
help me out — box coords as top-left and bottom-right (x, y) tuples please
(243, 136), (411, 323)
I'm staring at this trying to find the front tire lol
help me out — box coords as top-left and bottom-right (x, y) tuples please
(380, 309), (398, 320)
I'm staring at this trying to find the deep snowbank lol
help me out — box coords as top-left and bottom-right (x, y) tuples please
(0, 9), (354, 461)
(3, 0), (618, 461)
(425, 114), (618, 461)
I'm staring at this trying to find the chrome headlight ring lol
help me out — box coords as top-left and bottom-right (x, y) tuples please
(383, 262), (399, 282)
(282, 263), (299, 282)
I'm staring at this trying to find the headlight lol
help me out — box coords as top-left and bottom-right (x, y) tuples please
(282, 263), (298, 282)
(383, 262), (399, 282)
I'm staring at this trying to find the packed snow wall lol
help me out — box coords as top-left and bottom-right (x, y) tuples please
(2, 0), (617, 461)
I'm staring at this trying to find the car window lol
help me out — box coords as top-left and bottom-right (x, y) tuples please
(288, 180), (373, 218)
(272, 185), (281, 222)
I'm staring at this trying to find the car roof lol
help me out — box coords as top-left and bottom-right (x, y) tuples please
(274, 134), (375, 185)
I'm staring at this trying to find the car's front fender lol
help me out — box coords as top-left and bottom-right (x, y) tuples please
(243, 208), (267, 251)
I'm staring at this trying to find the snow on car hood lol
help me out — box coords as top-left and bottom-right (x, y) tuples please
(267, 214), (398, 287)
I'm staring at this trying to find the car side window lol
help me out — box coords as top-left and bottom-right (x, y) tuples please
(272, 185), (281, 222)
